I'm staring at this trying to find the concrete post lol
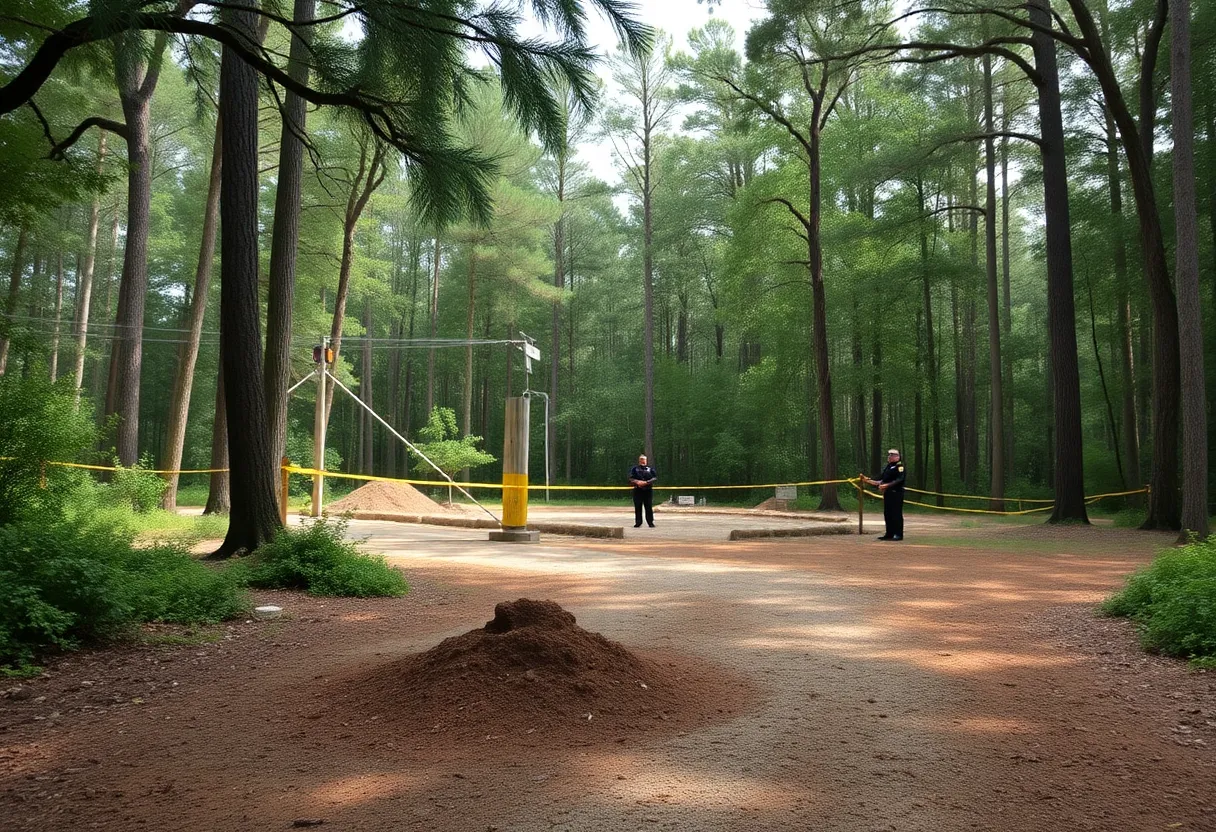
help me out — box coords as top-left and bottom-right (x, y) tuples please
(311, 362), (327, 517)
(491, 395), (539, 542)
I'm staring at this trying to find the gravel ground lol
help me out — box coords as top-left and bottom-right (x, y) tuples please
(2, 516), (1213, 831)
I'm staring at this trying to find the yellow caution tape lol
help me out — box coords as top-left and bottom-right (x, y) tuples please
(904, 486), (1054, 504)
(860, 486), (1149, 516)
(46, 461), (230, 475)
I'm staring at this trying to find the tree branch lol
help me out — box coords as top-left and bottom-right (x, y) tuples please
(48, 116), (131, 159)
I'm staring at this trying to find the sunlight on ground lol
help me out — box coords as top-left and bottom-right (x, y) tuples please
(308, 771), (427, 808)
(577, 752), (803, 810)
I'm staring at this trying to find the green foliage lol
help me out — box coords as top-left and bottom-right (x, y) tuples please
(245, 516), (409, 597)
(0, 375), (98, 526)
(1102, 539), (1216, 663)
(109, 455), (169, 513)
(412, 406), (496, 479)
(1112, 508), (1148, 528)
(113, 544), (248, 624)
(0, 521), (248, 671)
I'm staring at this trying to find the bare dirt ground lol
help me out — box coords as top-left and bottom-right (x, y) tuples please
(3, 513), (1214, 831)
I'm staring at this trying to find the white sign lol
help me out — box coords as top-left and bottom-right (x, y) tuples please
(677, 495), (695, 506)
(775, 485), (797, 501)
(523, 343), (541, 361)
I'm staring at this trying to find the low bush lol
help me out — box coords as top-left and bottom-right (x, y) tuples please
(1102, 537), (1216, 664)
(109, 456), (168, 513)
(1112, 508), (1147, 528)
(0, 521), (248, 673)
(246, 516), (408, 597)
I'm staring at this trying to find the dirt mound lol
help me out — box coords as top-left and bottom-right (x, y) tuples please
(327, 479), (455, 515)
(323, 599), (751, 747)
(754, 497), (792, 511)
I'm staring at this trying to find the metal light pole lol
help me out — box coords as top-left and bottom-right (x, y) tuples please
(526, 390), (551, 502)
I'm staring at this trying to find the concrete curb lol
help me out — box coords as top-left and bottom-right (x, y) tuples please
(727, 525), (856, 540)
(334, 510), (624, 539)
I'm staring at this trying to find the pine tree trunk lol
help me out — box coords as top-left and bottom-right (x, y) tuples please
(809, 119), (840, 510)
(983, 54), (1005, 511)
(72, 135), (107, 402)
(362, 295), (374, 474)
(918, 179), (945, 505)
(1170, 0), (1209, 539)
(264, 0), (314, 468)
(1106, 107), (1142, 501)
(161, 118), (222, 510)
(870, 333), (883, 476)
(212, 0), (281, 555)
(92, 208), (121, 404)
(1031, 0), (1089, 522)
(426, 233), (440, 417)
(642, 129), (656, 460)
(109, 38), (166, 466)
(551, 155), (565, 484)
(0, 226), (28, 375)
(1000, 104), (1014, 479)
(203, 361), (230, 515)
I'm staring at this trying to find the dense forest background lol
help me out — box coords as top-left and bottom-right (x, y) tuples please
(1, 0), (1214, 533)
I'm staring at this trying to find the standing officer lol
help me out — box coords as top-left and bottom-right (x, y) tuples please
(864, 449), (906, 541)
(629, 454), (657, 528)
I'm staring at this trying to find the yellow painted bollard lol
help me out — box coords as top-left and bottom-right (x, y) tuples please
(280, 457), (290, 526)
(491, 396), (539, 543)
(856, 476), (864, 535)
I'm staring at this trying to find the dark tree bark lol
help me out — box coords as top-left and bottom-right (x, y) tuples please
(1105, 107), (1142, 500)
(1170, 0), (1209, 539)
(72, 133), (107, 403)
(162, 118), (221, 510)
(264, 0), (314, 468)
(212, 0), (280, 555)
(49, 252), (65, 381)
(550, 149), (565, 483)
(425, 233), (440, 416)
(869, 333), (883, 477)
(999, 100), (1014, 479)
(0, 226), (28, 374)
(203, 361), (230, 515)
(1064, 0), (1178, 528)
(983, 53), (1005, 511)
(107, 33), (169, 466)
(361, 295), (374, 474)
(1031, 0), (1088, 523)
(918, 177), (945, 505)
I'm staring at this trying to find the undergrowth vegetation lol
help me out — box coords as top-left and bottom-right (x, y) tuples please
(0, 377), (407, 675)
(243, 516), (409, 598)
(1102, 537), (1216, 665)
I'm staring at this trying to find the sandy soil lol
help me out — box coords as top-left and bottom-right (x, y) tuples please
(2, 516), (1213, 831)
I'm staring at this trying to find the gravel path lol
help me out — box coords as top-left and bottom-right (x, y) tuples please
(3, 518), (1213, 831)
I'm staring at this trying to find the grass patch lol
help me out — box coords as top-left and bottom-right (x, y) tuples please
(243, 515), (409, 598)
(1102, 537), (1216, 665)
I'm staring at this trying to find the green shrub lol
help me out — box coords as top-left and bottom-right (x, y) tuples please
(1102, 538), (1216, 663)
(0, 523), (133, 668)
(113, 544), (248, 624)
(110, 455), (168, 513)
(246, 516), (408, 597)
(0, 375), (98, 526)
(0, 521), (248, 671)
(1112, 508), (1147, 528)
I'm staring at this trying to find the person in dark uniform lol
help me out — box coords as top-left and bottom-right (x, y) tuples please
(864, 449), (906, 541)
(629, 454), (657, 528)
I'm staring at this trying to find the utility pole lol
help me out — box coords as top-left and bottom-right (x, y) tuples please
(311, 338), (331, 517)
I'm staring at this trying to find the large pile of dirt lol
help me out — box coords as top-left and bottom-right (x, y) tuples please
(324, 599), (749, 745)
(327, 480), (455, 515)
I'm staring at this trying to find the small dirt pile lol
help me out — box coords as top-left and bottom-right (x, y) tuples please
(324, 599), (749, 747)
(327, 480), (453, 515)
